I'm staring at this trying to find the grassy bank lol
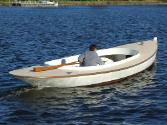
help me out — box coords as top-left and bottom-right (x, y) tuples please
(59, 0), (166, 6)
(0, 0), (167, 6)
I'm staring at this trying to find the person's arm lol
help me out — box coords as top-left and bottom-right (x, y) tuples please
(95, 53), (104, 65)
(78, 53), (85, 64)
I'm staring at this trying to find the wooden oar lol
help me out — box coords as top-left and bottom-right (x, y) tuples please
(33, 61), (79, 72)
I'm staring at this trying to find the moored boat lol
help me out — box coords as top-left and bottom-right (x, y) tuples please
(9, 37), (158, 88)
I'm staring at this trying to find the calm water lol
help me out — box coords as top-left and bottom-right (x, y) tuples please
(0, 5), (167, 124)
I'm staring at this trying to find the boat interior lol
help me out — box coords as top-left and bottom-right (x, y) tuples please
(44, 47), (139, 70)
(101, 54), (133, 62)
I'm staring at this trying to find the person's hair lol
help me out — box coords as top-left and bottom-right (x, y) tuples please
(89, 44), (97, 51)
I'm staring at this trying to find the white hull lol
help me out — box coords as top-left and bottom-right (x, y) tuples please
(10, 38), (158, 88)
(16, 53), (156, 88)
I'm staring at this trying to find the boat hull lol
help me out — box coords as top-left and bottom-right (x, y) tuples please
(16, 52), (156, 88)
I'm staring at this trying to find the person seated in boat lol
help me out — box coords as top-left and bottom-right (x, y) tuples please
(78, 44), (103, 66)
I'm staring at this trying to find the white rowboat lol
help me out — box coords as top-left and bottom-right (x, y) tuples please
(9, 37), (158, 88)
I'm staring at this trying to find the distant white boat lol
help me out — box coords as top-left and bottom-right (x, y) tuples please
(39, 0), (58, 7)
(9, 37), (158, 88)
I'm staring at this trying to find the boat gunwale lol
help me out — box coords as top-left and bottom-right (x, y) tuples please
(11, 50), (157, 79)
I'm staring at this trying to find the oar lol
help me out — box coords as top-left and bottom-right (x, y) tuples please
(33, 61), (79, 72)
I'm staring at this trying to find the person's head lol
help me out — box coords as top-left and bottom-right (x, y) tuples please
(89, 44), (97, 51)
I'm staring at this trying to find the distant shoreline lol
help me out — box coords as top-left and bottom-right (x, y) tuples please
(59, 1), (167, 6)
(1, 1), (167, 7)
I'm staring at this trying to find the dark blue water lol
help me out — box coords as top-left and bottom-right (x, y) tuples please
(0, 5), (167, 124)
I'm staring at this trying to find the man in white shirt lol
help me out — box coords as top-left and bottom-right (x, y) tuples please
(78, 44), (103, 66)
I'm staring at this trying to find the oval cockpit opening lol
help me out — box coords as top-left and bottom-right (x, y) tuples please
(101, 54), (133, 62)
(98, 48), (139, 62)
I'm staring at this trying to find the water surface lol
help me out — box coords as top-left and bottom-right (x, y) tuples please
(0, 5), (167, 124)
